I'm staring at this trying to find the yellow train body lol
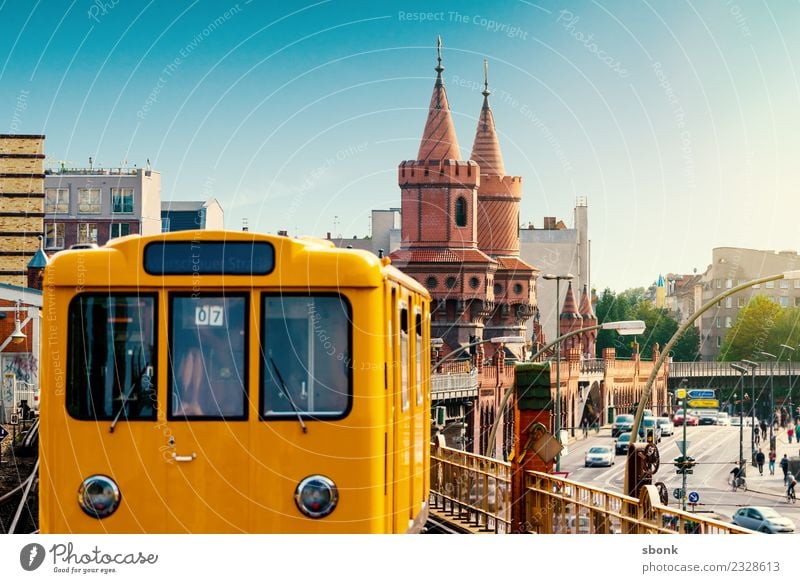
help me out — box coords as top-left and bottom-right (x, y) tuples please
(39, 231), (431, 533)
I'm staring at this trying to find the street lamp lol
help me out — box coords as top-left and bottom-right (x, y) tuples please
(541, 273), (574, 471)
(780, 344), (795, 424)
(731, 363), (749, 475)
(10, 300), (26, 345)
(430, 335), (526, 371)
(484, 319), (646, 458)
(625, 269), (800, 497)
(758, 351), (776, 446)
(742, 359), (759, 464)
(676, 378), (689, 511)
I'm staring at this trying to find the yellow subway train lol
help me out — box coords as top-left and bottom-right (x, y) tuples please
(39, 230), (431, 533)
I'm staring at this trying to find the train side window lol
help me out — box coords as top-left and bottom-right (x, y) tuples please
(415, 311), (423, 406)
(400, 304), (409, 412)
(168, 294), (248, 419)
(261, 294), (351, 419)
(67, 294), (157, 420)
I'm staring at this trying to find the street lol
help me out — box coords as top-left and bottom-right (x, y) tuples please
(561, 423), (800, 532)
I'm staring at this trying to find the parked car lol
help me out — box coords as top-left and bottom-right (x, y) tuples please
(638, 417), (662, 443)
(585, 445), (615, 467)
(612, 414), (634, 437)
(643, 409), (653, 417)
(731, 417), (741, 426)
(615, 432), (632, 455)
(732, 506), (795, 534)
(656, 417), (674, 436)
(716, 412), (731, 426)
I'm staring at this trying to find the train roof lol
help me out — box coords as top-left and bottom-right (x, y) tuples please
(45, 230), (429, 296)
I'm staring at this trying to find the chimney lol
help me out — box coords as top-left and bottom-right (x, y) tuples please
(543, 217), (556, 230)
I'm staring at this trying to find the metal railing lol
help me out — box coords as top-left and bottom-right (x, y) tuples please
(671, 361), (800, 378)
(431, 369), (478, 398)
(430, 445), (751, 534)
(580, 358), (605, 374)
(430, 445), (511, 533)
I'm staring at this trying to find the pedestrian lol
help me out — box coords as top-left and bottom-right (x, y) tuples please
(781, 454), (790, 483)
(761, 419), (768, 438)
(580, 417), (589, 438)
(789, 426), (795, 444)
(756, 449), (765, 476)
(769, 449), (777, 475)
(754, 424), (760, 446)
(795, 421), (800, 443)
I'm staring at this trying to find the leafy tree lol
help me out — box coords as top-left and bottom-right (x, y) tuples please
(718, 295), (783, 361)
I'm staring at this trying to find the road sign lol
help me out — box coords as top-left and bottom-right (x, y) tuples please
(0, 426), (7, 441)
(688, 491), (700, 503)
(688, 399), (719, 408)
(676, 440), (690, 455)
(688, 389), (715, 399)
(673, 488), (684, 500)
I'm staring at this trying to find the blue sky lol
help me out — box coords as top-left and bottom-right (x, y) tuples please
(2, 0), (798, 291)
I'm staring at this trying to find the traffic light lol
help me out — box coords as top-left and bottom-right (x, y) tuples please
(673, 456), (696, 474)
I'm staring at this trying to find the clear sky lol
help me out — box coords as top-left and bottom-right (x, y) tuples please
(2, 0), (798, 291)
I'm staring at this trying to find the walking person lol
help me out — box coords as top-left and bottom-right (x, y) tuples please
(781, 454), (790, 484)
(754, 424), (760, 446)
(580, 417), (589, 438)
(756, 449), (766, 476)
(769, 449), (777, 475)
(761, 419), (768, 439)
(789, 426), (795, 444)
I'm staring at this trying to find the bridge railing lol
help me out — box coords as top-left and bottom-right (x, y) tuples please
(431, 369), (478, 397)
(430, 445), (751, 534)
(524, 472), (750, 534)
(430, 445), (511, 533)
(671, 360), (800, 378)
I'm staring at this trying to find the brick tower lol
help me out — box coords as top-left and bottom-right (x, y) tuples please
(471, 60), (537, 353)
(559, 282), (583, 351)
(578, 283), (596, 357)
(0, 134), (45, 286)
(391, 39), (497, 355)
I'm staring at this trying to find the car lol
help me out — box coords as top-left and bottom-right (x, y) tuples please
(585, 445), (615, 467)
(716, 412), (731, 426)
(615, 432), (632, 455)
(731, 417), (741, 426)
(698, 411), (718, 425)
(639, 417), (662, 443)
(643, 409), (653, 417)
(656, 417), (674, 436)
(612, 414), (634, 437)
(673, 409), (699, 426)
(732, 506), (796, 534)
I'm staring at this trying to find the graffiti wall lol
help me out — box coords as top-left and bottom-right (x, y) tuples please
(1, 353), (38, 422)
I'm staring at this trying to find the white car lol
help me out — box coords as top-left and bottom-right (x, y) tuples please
(717, 412), (731, 426)
(656, 417), (674, 436)
(585, 445), (615, 467)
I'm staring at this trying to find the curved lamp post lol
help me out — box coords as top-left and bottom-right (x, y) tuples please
(625, 269), (800, 495)
(742, 359), (759, 463)
(541, 273), (574, 470)
(484, 319), (646, 458)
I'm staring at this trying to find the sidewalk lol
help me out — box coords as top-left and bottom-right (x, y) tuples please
(740, 431), (800, 498)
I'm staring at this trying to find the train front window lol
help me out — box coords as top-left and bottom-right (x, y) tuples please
(168, 294), (248, 419)
(67, 295), (156, 420)
(261, 295), (351, 419)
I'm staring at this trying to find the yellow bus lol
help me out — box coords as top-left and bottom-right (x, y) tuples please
(39, 230), (431, 533)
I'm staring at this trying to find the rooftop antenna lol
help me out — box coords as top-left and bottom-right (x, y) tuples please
(242, 218), (249, 232)
(146, 158), (151, 171)
(88, 156), (93, 170)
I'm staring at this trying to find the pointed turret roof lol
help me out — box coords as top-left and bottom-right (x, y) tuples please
(560, 282), (581, 319)
(417, 36), (461, 162)
(578, 284), (595, 320)
(470, 59), (505, 176)
(657, 274), (664, 287)
(27, 238), (48, 269)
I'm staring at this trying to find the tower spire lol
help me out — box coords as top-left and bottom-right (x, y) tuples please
(417, 37), (461, 161)
(470, 58), (505, 176)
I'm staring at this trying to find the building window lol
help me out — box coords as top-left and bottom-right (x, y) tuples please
(426, 276), (437, 290)
(725, 297), (732, 308)
(78, 188), (101, 213)
(45, 223), (64, 249)
(111, 188), (134, 213)
(110, 223), (130, 238)
(738, 297), (746, 308)
(445, 276), (457, 289)
(716, 336), (721, 347)
(45, 188), (69, 214)
(725, 316), (732, 328)
(779, 296), (789, 307)
(78, 223), (97, 244)
(796, 297), (800, 307)
(161, 218), (170, 232)
(716, 279), (721, 289)
(469, 277), (480, 289)
(514, 283), (523, 294)
(716, 317), (721, 328)
(454, 197), (467, 227)
(794, 279), (800, 289)
(725, 279), (733, 289)
(766, 281), (775, 289)
(780, 279), (790, 289)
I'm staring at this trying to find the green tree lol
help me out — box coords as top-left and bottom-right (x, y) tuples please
(718, 295), (783, 361)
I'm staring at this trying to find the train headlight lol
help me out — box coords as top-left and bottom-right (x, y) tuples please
(294, 475), (338, 519)
(78, 475), (121, 519)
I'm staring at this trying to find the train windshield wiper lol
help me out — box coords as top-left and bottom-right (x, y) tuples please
(110, 365), (152, 434)
(269, 357), (308, 434)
